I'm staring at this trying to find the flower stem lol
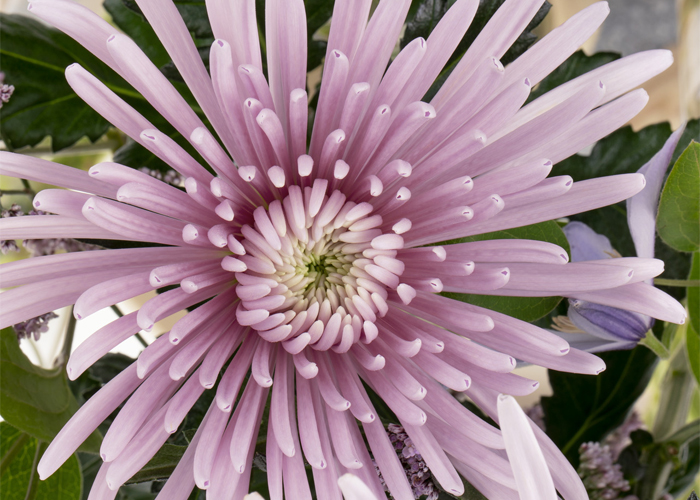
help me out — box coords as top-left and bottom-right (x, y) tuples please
(21, 179), (35, 197)
(57, 308), (77, 368)
(652, 334), (695, 440)
(653, 278), (700, 287)
(639, 331), (696, 500)
(639, 329), (671, 359)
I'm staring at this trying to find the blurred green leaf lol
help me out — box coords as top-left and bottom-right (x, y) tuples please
(442, 221), (569, 322)
(0, 328), (101, 453)
(657, 142), (700, 253)
(305, 0), (334, 71)
(688, 252), (700, 339)
(687, 319), (700, 388)
(0, 422), (82, 500)
(542, 346), (657, 467)
(688, 251), (700, 391)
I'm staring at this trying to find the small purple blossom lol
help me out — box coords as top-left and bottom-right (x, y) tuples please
(603, 411), (645, 462)
(138, 166), (184, 187)
(0, 71), (14, 108)
(1, 203), (23, 253)
(525, 402), (546, 432)
(578, 442), (637, 500)
(13, 311), (59, 341)
(385, 424), (440, 500)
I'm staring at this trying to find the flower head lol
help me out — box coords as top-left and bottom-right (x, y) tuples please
(0, 0), (688, 498)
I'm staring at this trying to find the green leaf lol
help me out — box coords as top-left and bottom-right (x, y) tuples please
(687, 316), (700, 387)
(527, 50), (621, 103)
(0, 14), (118, 151)
(541, 346), (657, 466)
(305, 0), (334, 71)
(657, 141), (700, 253)
(1, 422), (82, 500)
(0, 327), (101, 453)
(441, 221), (569, 322)
(688, 252), (700, 339)
(126, 444), (186, 484)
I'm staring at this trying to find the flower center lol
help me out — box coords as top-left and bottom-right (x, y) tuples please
(231, 180), (401, 352)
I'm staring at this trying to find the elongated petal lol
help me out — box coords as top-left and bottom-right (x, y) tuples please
(497, 395), (557, 500)
(628, 123), (687, 259)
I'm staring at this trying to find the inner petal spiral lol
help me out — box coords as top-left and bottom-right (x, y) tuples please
(231, 179), (399, 352)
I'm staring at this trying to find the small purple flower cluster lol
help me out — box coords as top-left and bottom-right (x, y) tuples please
(0, 204), (99, 256)
(13, 311), (59, 341)
(526, 402), (546, 432)
(604, 411), (645, 461)
(137, 166), (184, 187)
(386, 424), (440, 500)
(0, 72), (14, 109)
(1, 204), (23, 253)
(578, 441), (637, 500)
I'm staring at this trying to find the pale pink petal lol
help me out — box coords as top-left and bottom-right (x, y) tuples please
(497, 395), (557, 500)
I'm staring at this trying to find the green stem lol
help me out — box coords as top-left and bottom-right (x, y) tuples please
(57, 308), (77, 367)
(661, 322), (679, 349)
(653, 336), (695, 440)
(654, 278), (700, 287)
(639, 330), (671, 359)
(21, 179), (35, 197)
(640, 333), (697, 499)
(111, 305), (148, 348)
(24, 441), (47, 500)
(0, 189), (34, 196)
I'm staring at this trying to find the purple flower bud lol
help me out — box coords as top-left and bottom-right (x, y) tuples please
(568, 299), (653, 345)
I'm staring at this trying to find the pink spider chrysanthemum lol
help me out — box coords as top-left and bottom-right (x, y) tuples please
(0, 0), (687, 498)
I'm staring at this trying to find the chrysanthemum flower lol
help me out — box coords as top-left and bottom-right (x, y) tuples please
(0, 0), (688, 498)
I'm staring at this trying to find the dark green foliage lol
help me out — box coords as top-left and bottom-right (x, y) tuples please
(0, 14), (120, 151)
(656, 142), (700, 253)
(0, 328), (102, 452)
(541, 347), (657, 467)
(1, 422), (83, 500)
